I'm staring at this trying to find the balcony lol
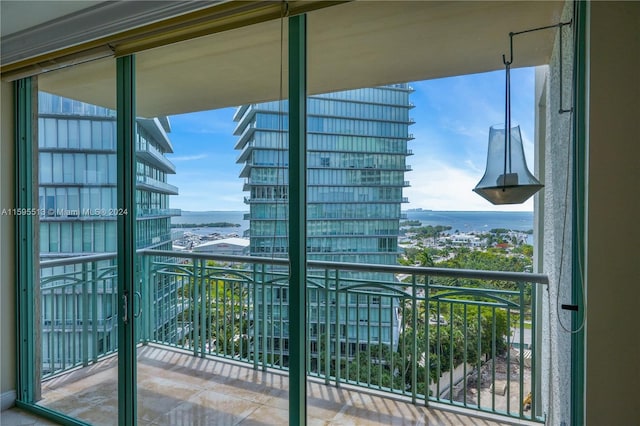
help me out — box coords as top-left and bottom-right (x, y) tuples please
(136, 142), (177, 174)
(137, 208), (182, 218)
(136, 175), (179, 195)
(234, 122), (256, 150)
(38, 344), (514, 425)
(136, 118), (174, 153)
(35, 251), (547, 424)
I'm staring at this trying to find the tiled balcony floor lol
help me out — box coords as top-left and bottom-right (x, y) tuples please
(37, 344), (515, 425)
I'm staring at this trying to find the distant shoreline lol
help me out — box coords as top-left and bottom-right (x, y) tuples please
(171, 210), (534, 237)
(173, 210), (534, 214)
(172, 222), (240, 228)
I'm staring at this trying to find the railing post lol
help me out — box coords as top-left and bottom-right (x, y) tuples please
(193, 258), (200, 357)
(411, 274), (418, 404)
(252, 264), (259, 370)
(424, 274), (430, 406)
(334, 270), (340, 387)
(324, 272), (330, 385)
(506, 303), (511, 414)
(531, 281), (538, 420)
(519, 281), (525, 419)
(148, 256), (156, 343)
(81, 263), (89, 366)
(141, 255), (150, 344)
(92, 265), (98, 361)
(200, 259), (207, 357)
(436, 300), (442, 398)
(261, 273), (267, 370)
(448, 301), (454, 403)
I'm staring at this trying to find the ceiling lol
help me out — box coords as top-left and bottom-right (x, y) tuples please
(0, 1), (101, 37)
(24, 1), (565, 117)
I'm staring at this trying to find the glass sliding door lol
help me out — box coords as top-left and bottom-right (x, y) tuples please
(133, 15), (292, 425)
(32, 58), (121, 424)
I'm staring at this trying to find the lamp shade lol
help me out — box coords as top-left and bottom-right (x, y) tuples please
(473, 124), (542, 205)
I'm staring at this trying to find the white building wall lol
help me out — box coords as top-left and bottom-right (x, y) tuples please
(537, 2), (574, 424)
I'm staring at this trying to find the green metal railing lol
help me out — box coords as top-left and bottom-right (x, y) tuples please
(40, 253), (118, 378)
(39, 250), (547, 422)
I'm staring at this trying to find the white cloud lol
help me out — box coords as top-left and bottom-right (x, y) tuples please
(170, 154), (208, 162)
(404, 159), (533, 212)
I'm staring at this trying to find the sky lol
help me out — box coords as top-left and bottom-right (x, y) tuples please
(166, 67), (536, 212)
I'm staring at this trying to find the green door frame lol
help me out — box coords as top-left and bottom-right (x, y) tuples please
(14, 18), (310, 426)
(15, 77), (37, 406)
(288, 13), (308, 426)
(116, 55), (138, 426)
(14, 78), (90, 426)
(570, 1), (587, 424)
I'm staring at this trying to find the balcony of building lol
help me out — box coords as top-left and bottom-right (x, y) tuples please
(136, 176), (179, 196)
(136, 118), (174, 154)
(29, 250), (547, 425)
(136, 143), (177, 175)
(233, 106), (259, 136)
(234, 123), (257, 150)
(137, 208), (182, 219)
(35, 344), (521, 426)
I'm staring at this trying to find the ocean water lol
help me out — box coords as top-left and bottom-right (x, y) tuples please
(172, 211), (250, 236)
(404, 210), (533, 234)
(172, 210), (533, 235)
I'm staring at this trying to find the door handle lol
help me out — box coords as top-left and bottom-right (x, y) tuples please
(122, 293), (128, 324)
(134, 291), (143, 318)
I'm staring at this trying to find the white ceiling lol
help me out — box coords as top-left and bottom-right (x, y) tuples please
(0, 1), (101, 37)
(32, 1), (565, 117)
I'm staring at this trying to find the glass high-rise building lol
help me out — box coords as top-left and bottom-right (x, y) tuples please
(38, 92), (181, 374)
(38, 92), (179, 256)
(234, 84), (414, 361)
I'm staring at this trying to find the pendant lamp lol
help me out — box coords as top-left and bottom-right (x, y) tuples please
(474, 123), (542, 205)
(474, 21), (572, 205)
(473, 41), (542, 205)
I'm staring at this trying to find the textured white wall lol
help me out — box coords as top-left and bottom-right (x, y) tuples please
(537, 2), (574, 424)
(539, 2), (640, 424)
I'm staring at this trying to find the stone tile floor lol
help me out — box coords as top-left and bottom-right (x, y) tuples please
(5, 345), (516, 425)
(0, 408), (59, 426)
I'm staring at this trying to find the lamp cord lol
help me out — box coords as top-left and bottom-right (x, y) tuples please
(556, 11), (586, 334)
(502, 60), (511, 185)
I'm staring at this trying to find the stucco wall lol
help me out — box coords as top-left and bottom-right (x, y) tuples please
(541, 2), (640, 424)
(537, 2), (574, 424)
(585, 2), (640, 424)
(0, 81), (16, 407)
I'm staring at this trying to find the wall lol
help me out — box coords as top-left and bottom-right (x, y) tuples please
(0, 80), (16, 409)
(538, 2), (574, 423)
(585, 2), (640, 424)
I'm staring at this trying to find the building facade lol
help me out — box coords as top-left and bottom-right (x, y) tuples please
(234, 84), (414, 362)
(38, 92), (180, 374)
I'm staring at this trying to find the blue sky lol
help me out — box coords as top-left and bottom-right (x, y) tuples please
(166, 67), (536, 212)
